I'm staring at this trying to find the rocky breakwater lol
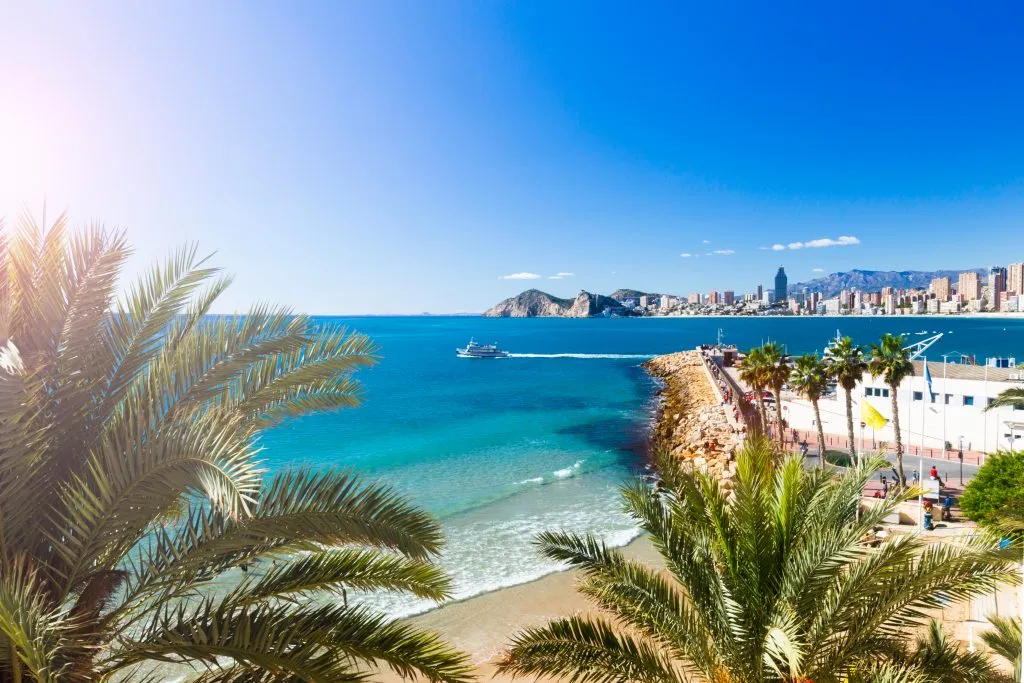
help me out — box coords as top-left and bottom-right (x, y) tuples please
(643, 351), (741, 490)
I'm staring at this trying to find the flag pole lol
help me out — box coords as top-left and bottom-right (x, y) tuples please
(919, 357), (927, 529)
(942, 358), (948, 460)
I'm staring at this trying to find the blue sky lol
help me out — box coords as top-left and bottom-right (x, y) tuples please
(2, 1), (1023, 313)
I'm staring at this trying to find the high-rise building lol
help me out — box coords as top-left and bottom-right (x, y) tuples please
(723, 290), (735, 305)
(1008, 262), (1024, 296)
(958, 272), (981, 300)
(774, 267), (787, 304)
(687, 292), (701, 305)
(989, 266), (1007, 311)
(929, 277), (951, 302)
(707, 291), (721, 305)
(756, 284), (763, 300)
(639, 295), (649, 308)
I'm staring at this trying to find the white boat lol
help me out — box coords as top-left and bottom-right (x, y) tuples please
(456, 339), (509, 359)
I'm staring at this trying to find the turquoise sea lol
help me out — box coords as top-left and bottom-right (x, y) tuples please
(260, 316), (1024, 616)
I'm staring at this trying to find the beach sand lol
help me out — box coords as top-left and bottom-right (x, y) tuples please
(378, 535), (664, 683)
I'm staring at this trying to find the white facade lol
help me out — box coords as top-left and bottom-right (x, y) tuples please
(784, 361), (1024, 454)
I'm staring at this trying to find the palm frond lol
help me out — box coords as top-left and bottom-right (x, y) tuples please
(228, 547), (454, 605)
(110, 600), (473, 683)
(501, 615), (687, 683)
(981, 614), (1021, 680)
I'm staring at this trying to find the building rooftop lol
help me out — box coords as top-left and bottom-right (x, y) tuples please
(910, 360), (1022, 383)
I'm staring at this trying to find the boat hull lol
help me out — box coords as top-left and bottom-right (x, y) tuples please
(456, 348), (509, 358)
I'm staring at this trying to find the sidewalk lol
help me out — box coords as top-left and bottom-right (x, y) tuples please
(785, 426), (988, 466)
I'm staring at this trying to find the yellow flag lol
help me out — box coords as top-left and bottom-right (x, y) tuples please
(861, 399), (889, 430)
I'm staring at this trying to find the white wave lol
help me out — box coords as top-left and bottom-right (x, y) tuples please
(517, 476), (545, 485)
(553, 459), (584, 479)
(351, 525), (644, 621)
(507, 353), (656, 359)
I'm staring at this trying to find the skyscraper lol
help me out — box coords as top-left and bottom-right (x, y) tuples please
(989, 266), (1007, 311)
(929, 277), (950, 302)
(756, 284), (763, 300)
(774, 267), (787, 304)
(1007, 262), (1024, 296)
(958, 271), (981, 300)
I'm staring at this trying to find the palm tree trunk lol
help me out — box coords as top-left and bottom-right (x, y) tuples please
(813, 399), (826, 469)
(890, 385), (906, 486)
(756, 391), (768, 438)
(774, 381), (786, 452)
(845, 387), (857, 463)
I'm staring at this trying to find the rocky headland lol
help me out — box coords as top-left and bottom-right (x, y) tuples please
(643, 350), (742, 490)
(483, 289), (632, 317)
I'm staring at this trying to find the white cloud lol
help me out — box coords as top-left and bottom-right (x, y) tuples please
(787, 235), (860, 250)
(757, 246), (769, 250)
(771, 244), (786, 251)
(711, 249), (735, 256)
(499, 272), (542, 280)
(548, 272), (575, 279)
(812, 268), (825, 273)
(680, 252), (693, 258)
(702, 239), (711, 244)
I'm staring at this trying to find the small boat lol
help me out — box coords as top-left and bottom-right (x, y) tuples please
(456, 339), (509, 359)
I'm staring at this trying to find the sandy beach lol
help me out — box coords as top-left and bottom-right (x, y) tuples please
(380, 535), (664, 682)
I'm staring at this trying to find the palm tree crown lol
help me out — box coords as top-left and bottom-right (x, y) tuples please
(868, 333), (914, 388)
(0, 215), (471, 682)
(790, 354), (829, 403)
(500, 437), (1015, 683)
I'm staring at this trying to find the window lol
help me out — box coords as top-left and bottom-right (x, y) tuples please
(913, 391), (923, 401)
(944, 394), (952, 405)
(881, 388), (890, 397)
(864, 387), (872, 397)
(963, 396), (974, 406)
(930, 393), (938, 403)
(988, 398), (995, 406)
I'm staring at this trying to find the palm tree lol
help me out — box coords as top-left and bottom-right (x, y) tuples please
(790, 353), (829, 467)
(899, 620), (1002, 682)
(868, 333), (914, 486)
(760, 341), (791, 452)
(738, 346), (769, 435)
(0, 214), (471, 683)
(499, 437), (1014, 682)
(982, 615), (1022, 681)
(987, 387), (1024, 411)
(827, 335), (868, 463)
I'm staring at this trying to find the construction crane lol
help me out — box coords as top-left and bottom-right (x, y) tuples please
(903, 333), (943, 361)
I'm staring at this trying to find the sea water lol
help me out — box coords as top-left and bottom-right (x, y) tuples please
(258, 315), (1024, 616)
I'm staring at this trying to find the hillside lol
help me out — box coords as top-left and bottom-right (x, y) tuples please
(789, 268), (987, 298)
(608, 288), (661, 302)
(483, 289), (626, 317)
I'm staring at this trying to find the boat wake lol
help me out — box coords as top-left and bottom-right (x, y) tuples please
(507, 353), (656, 359)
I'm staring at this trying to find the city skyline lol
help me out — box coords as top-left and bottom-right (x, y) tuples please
(3, 2), (1024, 313)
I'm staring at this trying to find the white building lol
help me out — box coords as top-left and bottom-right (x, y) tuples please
(659, 295), (670, 311)
(785, 360), (1024, 454)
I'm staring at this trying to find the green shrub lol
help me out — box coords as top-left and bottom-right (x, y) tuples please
(960, 451), (1024, 528)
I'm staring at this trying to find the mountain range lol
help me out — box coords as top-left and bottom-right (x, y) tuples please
(788, 268), (987, 298)
(484, 268), (989, 317)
